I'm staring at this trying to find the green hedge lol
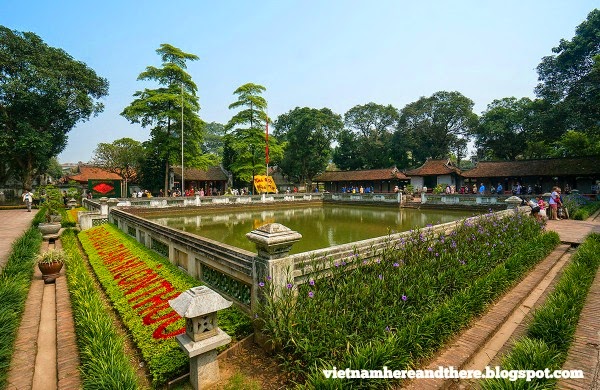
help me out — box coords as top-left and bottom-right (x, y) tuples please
(0, 226), (42, 389)
(78, 224), (252, 387)
(61, 230), (140, 389)
(481, 233), (600, 389)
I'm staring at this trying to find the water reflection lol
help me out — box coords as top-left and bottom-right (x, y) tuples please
(147, 205), (474, 254)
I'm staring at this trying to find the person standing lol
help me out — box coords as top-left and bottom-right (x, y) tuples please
(479, 183), (486, 194)
(497, 183), (503, 195)
(22, 189), (33, 212)
(549, 186), (562, 220)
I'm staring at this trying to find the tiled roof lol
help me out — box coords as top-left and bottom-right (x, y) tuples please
(404, 159), (461, 176)
(172, 166), (229, 181)
(67, 165), (122, 183)
(462, 156), (600, 178)
(315, 167), (408, 182)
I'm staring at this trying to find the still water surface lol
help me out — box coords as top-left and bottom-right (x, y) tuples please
(147, 205), (474, 254)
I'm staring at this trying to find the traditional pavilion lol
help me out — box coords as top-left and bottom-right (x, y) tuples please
(314, 167), (409, 193)
(404, 159), (463, 192)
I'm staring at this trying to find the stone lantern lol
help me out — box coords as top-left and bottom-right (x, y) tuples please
(169, 286), (232, 390)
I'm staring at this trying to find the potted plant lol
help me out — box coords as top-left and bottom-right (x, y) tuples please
(38, 185), (64, 235)
(36, 249), (66, 283)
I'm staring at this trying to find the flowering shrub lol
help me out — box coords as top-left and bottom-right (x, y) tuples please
(257, 212), (559, 387)
(78, 224), (252, 386)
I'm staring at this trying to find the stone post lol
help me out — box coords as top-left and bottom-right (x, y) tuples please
(246, 223), (302, 350)
(505, 195), (522, 210)
(99, 197), (109, 215)
(246, 223), (302, 298)
(169, 286), (232, 390)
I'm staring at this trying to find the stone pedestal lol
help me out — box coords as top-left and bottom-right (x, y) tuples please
(505, 196), (522, 210)
(169, 286), (233, 390)
(99, 197), (109, 215)
(175, 329), (231, 390)
(246, 223), (302, 296)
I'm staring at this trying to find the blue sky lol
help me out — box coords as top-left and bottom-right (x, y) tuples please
(2, 1), (598, 163)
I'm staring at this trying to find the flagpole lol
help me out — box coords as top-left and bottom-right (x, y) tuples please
(181, 82), (184, 194)
(265, 108), (269, 177)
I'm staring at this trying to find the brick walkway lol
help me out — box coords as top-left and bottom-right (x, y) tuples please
(0, 209), (35, 271)
(5, 239), (81, 390)
(400, 214), (600, 390)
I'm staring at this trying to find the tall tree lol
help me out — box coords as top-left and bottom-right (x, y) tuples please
(203, 121), (226, 161)
(92, 137), (144, 194)
(0, 26), (108, 189)
(474, 97), (534, 160)
(224, 83), (283, 187)
(274, 107), (343, 184)
(396, 91), (477, 167)
(343, 103), (399, 169)
(121, 44), (208, 193)
(332, 129), (363, 171)
(535, 9), (600, 136)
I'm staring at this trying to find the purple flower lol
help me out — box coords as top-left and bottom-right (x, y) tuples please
(435, 253), (439, 257)
(334, 262), (339, 267)
(393, 262), (400, 267)
(286, 283), (293, 289)
(451, 241), (457, 248)
(378, 274), (383, 280)
(258, 282), (265, 287)
(427, 247), (433, 252)
(308, 291), (314, 298)
(376, 258), (381, 264)
(363, 260), (368, 265)
(341, 261), (347, 266)
(385, 326), (390, 332)
(309, 279), (315, 286)
(401, 295), (407, 301)
(267, 276), (272, 281)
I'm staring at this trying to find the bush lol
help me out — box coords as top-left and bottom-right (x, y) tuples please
(61, 230), (140, 389)
(257, 211), (557, 387)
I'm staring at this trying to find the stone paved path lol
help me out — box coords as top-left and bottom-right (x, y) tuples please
(400, 214), (600, 389)
(4, 228), (81, 389)
(0, 209), (35, 271)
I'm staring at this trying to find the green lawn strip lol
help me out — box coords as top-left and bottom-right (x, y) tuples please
(572, 200), (600, 220)
(61, 229), (140, 389)
(78, 223), (251, 387)
(0, 225), (42, 390)
(300, 231), (560, 389)
(480, 233), (600, 389)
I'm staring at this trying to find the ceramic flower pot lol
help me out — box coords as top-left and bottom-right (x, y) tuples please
(38, 222), (61, 235)
(38, 261), (63, 284)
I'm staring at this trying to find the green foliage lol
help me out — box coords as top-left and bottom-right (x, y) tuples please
(535, 9), (600, 137)
(396, 91), (478, 167)
(274, 107), (343, 183)
(92, 137), (144, 185)
(475, 97), (535, 160)
(481, 233), (600, 389)
(0, 227), (42, 389)
(0, 25), (109, 190)
(224, 83), (283, 186)
(340, 103), (399, 169)
(222, 373), (261, 390)
(121, 43), (206, 192)
(35, 248), (66, 265)
(60, 230), (140, 389)
(257, 211), (557, 387)
(78, 224), (252, 386)
(37, 184), (65, 223)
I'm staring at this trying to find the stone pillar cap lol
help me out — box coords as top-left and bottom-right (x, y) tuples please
(504, 196), (522, 203)
(169, 286), (232, 318)
(246, 223), (302, 246)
